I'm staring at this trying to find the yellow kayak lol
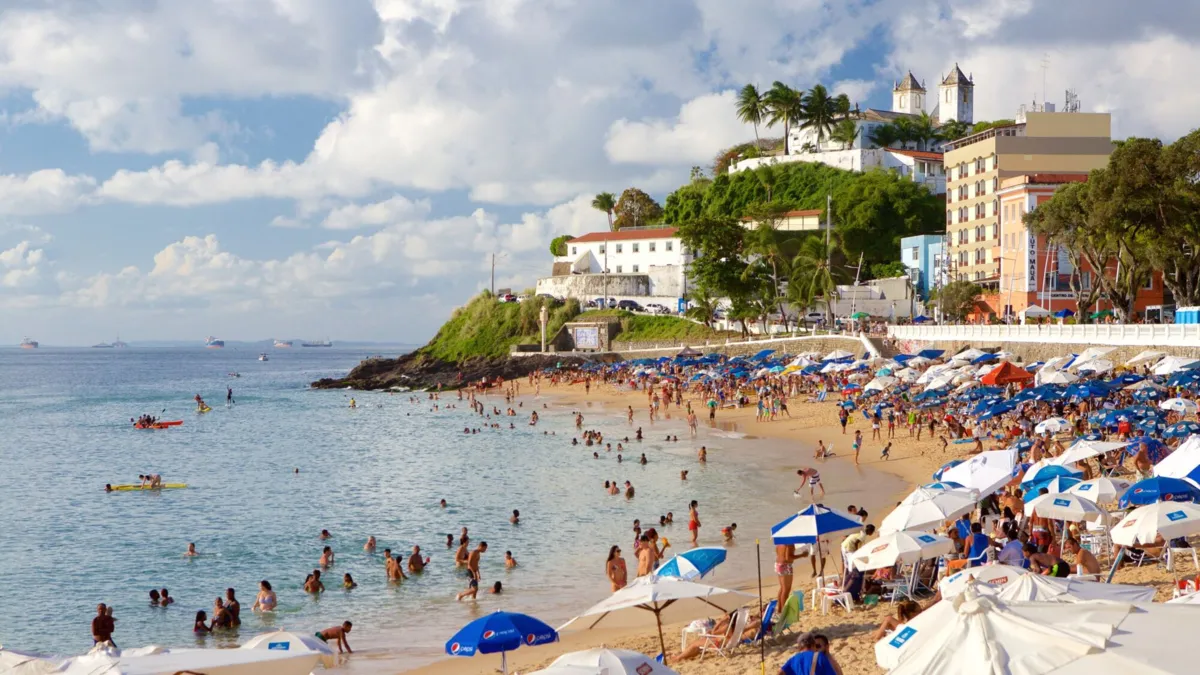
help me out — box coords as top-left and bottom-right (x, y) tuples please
(109, 483), (189, 491)
(197, 405), (212, 413)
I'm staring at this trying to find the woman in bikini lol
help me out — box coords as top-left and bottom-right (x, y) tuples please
(688, 500), (701, 546)
(251, 580), (276, 612)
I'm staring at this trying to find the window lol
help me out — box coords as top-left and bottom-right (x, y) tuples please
(992, 199), (999, 217)
(648, 242), (656, 252)
(1144, 276), (1154, 291)
(665, 241), (673, 251)
(632, 265), (639, 273)
(571, 246), (577, 255)
(598, 245), (605, 254)
(975, 158), (985, 173)
(958, 251), (968, 266)
(946, 90), (951, 103)
(993, 177), (999, 192)
(632, 243), (639, 253)
(615, 243), (622, 253)
(615, 265), (622, 273)
(947, 210), (953, 225)
(963, 92), (968, 103)
(992, 223), (999, 239)
(912, 246), (920, 260)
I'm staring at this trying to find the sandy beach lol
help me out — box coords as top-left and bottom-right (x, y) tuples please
(397, 376), (1196, 675)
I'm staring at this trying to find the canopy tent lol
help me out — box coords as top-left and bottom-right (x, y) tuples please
(675, 346), (703, 358)
(980, 361), (1034, 385)
(1019, 304), (1051, 319)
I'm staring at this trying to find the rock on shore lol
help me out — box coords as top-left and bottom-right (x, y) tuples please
(310, 352), (617, 391)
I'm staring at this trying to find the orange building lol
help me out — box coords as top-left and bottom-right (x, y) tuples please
(983, 173), (1164, 320)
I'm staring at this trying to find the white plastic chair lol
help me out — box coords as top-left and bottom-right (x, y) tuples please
(812, 576), (853, 614)
(698, 607), (748, 661)
(1167, 545), (1200, 573)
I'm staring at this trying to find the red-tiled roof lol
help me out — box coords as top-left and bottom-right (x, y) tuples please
(568, 227), (679, 243)
(739, 209), (822, 221)
(886, 149), (943, 162)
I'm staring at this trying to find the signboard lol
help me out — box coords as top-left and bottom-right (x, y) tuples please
(574, 327), (600, 350)
(1026, 232), (1037, 289)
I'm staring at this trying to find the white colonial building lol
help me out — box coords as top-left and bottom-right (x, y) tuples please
(536, 227), (693, 307)
(729, 65), (978, 197)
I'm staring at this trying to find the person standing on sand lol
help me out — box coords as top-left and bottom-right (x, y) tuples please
(775, 543), (802, 611)
(838, 406), (849, 434)
(635, 534), (656, 576)
(852, 430), (862, 466)
(688, 500), (701, 546)
(606, 545), (628, 591)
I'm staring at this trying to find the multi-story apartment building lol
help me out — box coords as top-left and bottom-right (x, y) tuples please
(942, 111), (1113, 287)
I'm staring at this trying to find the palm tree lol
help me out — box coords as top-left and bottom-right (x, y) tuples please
(938, 119), (970, 142)
(741, 221), (798, 331)
(798, 84), (839, 147)
(736, 84), (767, 148)
(685, 287), (719, 328)
(912, 112), (938, 151)
(755, 164), (778, 202)
(829, 119), (860, 150)
(867, 123), (900, 149)
(893, 117), (917, 150)
(834, 93), (852, 116)
(764, 82), (803, 154)
(591, 192), (616, 231)
(789, 236), (842, 325)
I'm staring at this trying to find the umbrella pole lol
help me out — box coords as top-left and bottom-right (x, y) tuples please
(655, 604), (667, 663)
(756, 539), (765, 674)
(501, 651), (508, 675)
(1105, 548), (1124, 584)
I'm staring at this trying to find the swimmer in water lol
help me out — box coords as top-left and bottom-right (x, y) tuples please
(320, 546), (335, 568)
(446, 534), (454, 548)
(408, 545), (429, 573)
(348, 398), (356, 408)
(184, 542), (198, 557)
(304, 570), (325, 593)
(364, 536), (376, 553)
(343, 573), (356, 589)
(639, 453), (647, 465)
(510, 509), (520, 525)
(252, 580), (276, 612)
(440, 499), (448, 508)
(320, 529), (332, 540)
(505, 551), (518, 568)
(698, 446), (707, 462)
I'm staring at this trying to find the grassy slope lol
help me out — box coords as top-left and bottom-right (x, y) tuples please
(418, 295), (728, 360)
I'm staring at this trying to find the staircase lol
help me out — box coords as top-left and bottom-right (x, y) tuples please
(865, 335), (901, 359)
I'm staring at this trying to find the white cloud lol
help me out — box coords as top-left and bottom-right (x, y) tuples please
(0, 169), (96, 215)
(833, 79), (878, 106)
(605, 91), (751, 165)
(321, 195), (432, 230)
(0, 240), (47, 289)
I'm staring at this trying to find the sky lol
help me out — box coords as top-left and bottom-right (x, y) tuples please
(1, 0), (1196, 345)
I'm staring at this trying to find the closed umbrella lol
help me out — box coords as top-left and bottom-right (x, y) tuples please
(1067, 477), (1133, 504)
(446, 611), (559, 675)
(527, 648), (678, 675)
(850, 531), (953, 571)
(653, 547), (726, 581)
(879, 487), (978, 535)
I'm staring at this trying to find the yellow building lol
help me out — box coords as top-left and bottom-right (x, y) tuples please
(942, 112), (1112, 287)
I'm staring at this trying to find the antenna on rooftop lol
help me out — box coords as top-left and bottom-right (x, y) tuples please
(1040, 53), (1050, 107)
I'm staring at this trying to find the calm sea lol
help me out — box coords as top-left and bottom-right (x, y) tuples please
(0, 346), (836, 670)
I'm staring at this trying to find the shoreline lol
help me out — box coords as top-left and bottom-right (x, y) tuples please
(394, 382), (921, 675)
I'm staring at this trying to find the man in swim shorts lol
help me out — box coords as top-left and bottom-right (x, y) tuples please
(774, 543), (801, 611)
(467, 541), (487, 581)
(315, 621), (352, 653)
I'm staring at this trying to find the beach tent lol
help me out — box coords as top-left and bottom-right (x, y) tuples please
(675, 346), (702, 358)
(939, 450), (1017, 497)
(1019, 304), (1051, 320)
(528, 648), (678, 675)
(979, 361), (1033, 385)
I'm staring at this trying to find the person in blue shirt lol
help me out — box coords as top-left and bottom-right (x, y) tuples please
(954, 513), (972, 541)
(966, 522), (993, 567)
(779, 633), (842, 675)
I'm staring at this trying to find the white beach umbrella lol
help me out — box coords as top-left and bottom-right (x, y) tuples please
(924, 373), (957, 391)
(995, 573), (1156, 605)
(863, 375), (898, 392)
(1126, 349), (1166, 367)
(1039, 355), (1073, 373)
(940, 450), (1017, 498)
(894, 367), (919, 382)
(0, 649), (60, 675)
(1051, 439), (1130, 467)
(240, 630), (335, 669)
(954, 380), (980, 393)
(1110, 501), (1200, 547)
(1159, 398), (1199, 415)
(1034, 417), (1072, 434)
(527, 648), (678, 675)
(56, 648), (321, 675)
(879, 487), (979, 535)
(904, 356), (932, 368)
(1167, 591), (1200, 604)
(1076, 359), (1114, 375)
(1125, 379), (1166, 392)
(1154, 356), (1200, 376)
(850, 531), (954, 571)
(876, 591), (1133, 673)
(1154, 435), (1200, 479)
(938, 564), (1031, 599)
(558, 576), (753, 660)
(823, 349), (853, 361)
(1067, 477), (1134, 504)
(976, 362), (1002, 379)
(1073, 346), (1117, 366)
(1023, 492), (1105, 523)
(1040, 370), (1080, 385)
(954, 348), (987, 361)
(915, 364), (951, 384)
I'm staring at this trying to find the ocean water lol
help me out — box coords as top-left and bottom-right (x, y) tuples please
(0, 347), (817, 669)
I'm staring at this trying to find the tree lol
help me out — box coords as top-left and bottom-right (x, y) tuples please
(870, 261), (910, 279)
(971, 119), (1016, 134)
(741, 205), (801, 330)
(1156, 129), (1200, 306)
(612, 188), (664, 230)
(549, 234), (571, 257)
(676, 216), (751, 298)
(867, 123), (900, 149)
(1024, 181), (1105, 320)
(831, 169), (944, 271)
(933, 280), (983, 321)
(893, 117), (916, 150)
(755, 164), (779, 202)
(799, 84), (838, 147)
(737, 84), (767, 148)
(764, 82), (803, 154)
(789, 236), (842, 325)
(685, 286), (720, 328)
(912, 112), (938, 151)
(591, 192), (616, 231)
(829, 119), (860, 150)
(938, 119), (971, 142)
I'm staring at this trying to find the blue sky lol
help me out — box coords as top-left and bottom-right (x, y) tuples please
(0, 0), (1194, 345)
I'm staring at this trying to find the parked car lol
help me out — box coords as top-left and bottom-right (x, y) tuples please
(617, 300), (644, 312)
(644, 303), (670, 315)
(800, 311), (827, 324)
(497, 293), (517, 303)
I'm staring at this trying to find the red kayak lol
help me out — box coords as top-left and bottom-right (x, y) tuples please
(134, 420), (183, 429)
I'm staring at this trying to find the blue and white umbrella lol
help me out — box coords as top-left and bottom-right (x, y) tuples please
(1020, 465), (1083, 495)
(654, 547), (726, 581)
(1165, 421), (1200, 438)
(1119, 477), (1200, 509)
(447, 611), (558, 674)
(933, 459), (965, 481)
(771, 503), (862, 545)
(1160, 398), (1200, 415)
(922, 481), (965, 490)
(1034, 417), (1071, 434)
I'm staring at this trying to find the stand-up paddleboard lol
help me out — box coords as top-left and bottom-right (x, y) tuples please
(108, 483), (189, 491)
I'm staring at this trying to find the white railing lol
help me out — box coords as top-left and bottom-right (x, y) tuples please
(888, 323), (1200, 347)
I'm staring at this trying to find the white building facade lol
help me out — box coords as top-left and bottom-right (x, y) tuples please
(536, 227), (694, 306)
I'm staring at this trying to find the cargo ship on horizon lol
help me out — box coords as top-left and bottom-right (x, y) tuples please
(301, 339), (333, 348)
(205, 336), (225, 349)
(274, 340), (293, 348)
(20, 337), (38, 349)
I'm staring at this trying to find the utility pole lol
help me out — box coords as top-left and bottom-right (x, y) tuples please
(540, 304), (548, 352)
(603, 242), (609, 308)
(825, 194), (834, 327)
(491, 253), (496, 296)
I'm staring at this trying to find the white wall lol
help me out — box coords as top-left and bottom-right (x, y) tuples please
(558, 235), (689, 274)
(888, 323), (1200, 347)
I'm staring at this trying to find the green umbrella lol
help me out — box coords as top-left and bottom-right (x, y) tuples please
(851, 312), (870, 319)
(1090, 309), (1114, 319)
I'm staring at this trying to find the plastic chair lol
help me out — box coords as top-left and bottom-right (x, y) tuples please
(698, 607), (748, 661)
(812, 577), (853, 614)
(1167, 545), (1200, 573)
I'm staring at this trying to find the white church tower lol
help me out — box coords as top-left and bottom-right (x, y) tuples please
(891, 72), (925, 115)
(938, 64), (974, 124)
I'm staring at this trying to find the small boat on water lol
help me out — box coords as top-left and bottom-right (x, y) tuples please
(133, 420), (183, 429)
(92, 342), (113, 348)
(274, 339), (293, 348)
(205, 336), (224, 348)
(20, 337), (38, 349)
(258, 353), (269, 361)
(301, 339), (332, 347)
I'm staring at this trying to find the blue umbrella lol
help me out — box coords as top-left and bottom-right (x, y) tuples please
(654, 547), (727, 580)
(923, 481), (965, 490)
(1020, 465), (1082, 494)
(1081, 431), (1105, 441)
(1119, 477), (1200, 509)
(1110, 373), (1145, 386)
(1010, 438), (1035, 453)
(1138, 418), (1167, 433)
(1012, 462), (1032, 478)
(446, 611), (558, 674)
(917, 349), (945, 359)
(933, 459), (965, 481)
(1054, 308), (1075, 318)
(771, 503), (862, 545)
(972, 353), (998, 365)
(751, 349), (776, 361)
(1067, 381), (1111, 399)
(893, 354), (915, 364)
(1166, 421), (1200, 438)
(912, 315), (931, 323)
(1134, 388), (1167, 402)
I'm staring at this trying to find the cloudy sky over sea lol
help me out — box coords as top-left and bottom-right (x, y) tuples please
(0, 0), (1192, 343)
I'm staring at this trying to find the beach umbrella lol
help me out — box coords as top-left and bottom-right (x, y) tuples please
(823, 349), (853, 361)
(527, 648), (678, 675)
(1154, 356), (1200, 376)
(771, 503), (861, 544)
(1134, 387), (1167, 402)
(1040, 370), (1079, 385)
(922, 481), (965, 490)
(1160, 398), (1199, 415)
(850, 531), (953, 571)
(1051, 439), (1129, 467)
(1066, 381), (1111, 398)
(905, 356), (932, 368)
(912, 315), (930, 323)
(940, 450), (1017, 497)
(1118, 476), (1200, 508)
(1024, 492), (1105, 523)
(994, 573), (1156, 605)
(559, 576), (753, 660)
(1053, 308), (1075, 318)
(1126, 349), (1166, 367)
(879, 487), (978, 535)
(850, 311), (870, 319)
(1153, 435), (1200, 479)
(1076, 359), (1113, 375)
(653, 547), (726, 581)
(954, 348), (987, 361)
(1041, 475), (1084, 494)
(1139, 418), (1168, 434)
(894, 367), (919, 382)
(932, 459), (964, 481)
(863, 375), (897, 392)
(937, 564), (1031, 599)
(1164, 422), (1200, 438)
(971, 352), (998, 365)
(1010, 438), (1035, 453)
(1109, 373), (1145, 386)
(1067, 477), (1133, 504)
(1110, 501), (1200, 547)
(446, 611), (559, 675)
(1034, 417), (1072, 434)
(1125, 378), (1165, 392)
(0, 650), (60, 675)
(1089, 308), (1114, 319)
(1020, 465), (1083, 494)
(917, 349), (944, 359)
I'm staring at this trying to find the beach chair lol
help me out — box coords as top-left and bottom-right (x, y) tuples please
(698, 607), (748, 661)
(772, 591), (804, 637)
(1167, 541), (1200, 574)
(744, 599), (777, 645)
(812, 576), (853, 614)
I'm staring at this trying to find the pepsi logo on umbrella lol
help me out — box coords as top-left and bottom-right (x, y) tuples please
(482, 630), (496, 640)
(449, 642), (463, 654)
(871, 543), (890, 553)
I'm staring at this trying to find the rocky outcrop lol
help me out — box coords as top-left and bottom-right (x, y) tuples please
(311, 352), (617, 391)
